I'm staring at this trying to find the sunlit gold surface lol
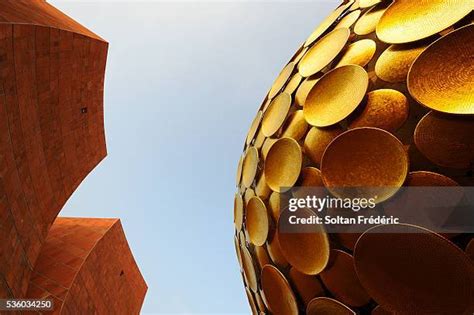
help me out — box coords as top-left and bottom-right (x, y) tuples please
(321, 128), (408, 202)
(304, 126), (343, 166)
(408, 25), (474, 115)
(349, 89), (408, 132)
(299, 28), (350, 77)
(246, 196), (269, 246)
(261, 265), (299, 315)
(336, 39), (376, 68)
(414, 112), (474, 169)
(376, 0), (473, 44)
(234, 1), (474, 313)
(375, 43), (426, 83)
(262, 92), (292, 137)
(354, 224), (474, 314)
(307, 297), (355, 315)
(354, 3), (388, 35)
(295, 75), (320, 106)
(304, 65), (368, 127)
(269, 62), (295, 99)
(241, 147), (259, 188)
(320, 250), (370, 307)
(282, 110), (308, 141)
(264, 138), (302, 192)
(278, 209), (330, 275)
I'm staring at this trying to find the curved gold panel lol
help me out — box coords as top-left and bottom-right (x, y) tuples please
(261, 265), (299, 315)
(264, 138), (302, 192)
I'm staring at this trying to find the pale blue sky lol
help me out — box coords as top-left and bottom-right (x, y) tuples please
(49, 1), (334, 313)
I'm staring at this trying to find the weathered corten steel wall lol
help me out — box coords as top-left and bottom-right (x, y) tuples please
(0, 0), (108, 299)
(26, 218), (147, 314)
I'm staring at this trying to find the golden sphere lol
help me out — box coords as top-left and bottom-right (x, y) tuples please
(235, 1), (474, 314)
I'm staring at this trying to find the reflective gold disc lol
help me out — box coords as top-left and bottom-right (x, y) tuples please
(335, 10), (361, 30)
(261, 265), (299, 315)
(240, 246), (258, 293)
(376, 0), (473, 44)
(359, 0), (381, 9)
(282, 110), (308, 141)
(354, 224), (474, 314)
(234, 193), (244, 231)
(242, 147), (259, 188)
(283, 73), (303, 95)
(299, 167), (324, 187)
(299, 28), (350, 77)
(245, 287), (259, 314)
(235, 236), (242, 270)
(266, 230), (289, 268)
(375, 43), (426, 83)
(264, 138), (302, 192)
(320, 250), (371, 307)
(262, 137), (277, 161)
(244, 188), (255, 205)
(304, 65), (368, 127)
(307, 297), (355, 315)
(268, 192), (280, 222)
(349, 89), (409, 132)
(289, 267), (325, 306)
(278, 208), (330, 275)
(255, 245), (271, 270)
(414, 112), (474, 169)
(268, 62), (295, 99)
(336, 39), (377, 68)
(406, 171), (458, 187)
(354, 3), (388, 35)
(262, 92), (292, 137)
(246, 196), (270, 246)
(246, 111), (263, 145)
(295, 75), (320, 106)
(236, 154), (243, 186)
(408, 25), (474, 115)
(255, 173), (271, 199)
(321, 127), (409, 202)
(304, 3), (352, 47)
(304, 126), (343, 166)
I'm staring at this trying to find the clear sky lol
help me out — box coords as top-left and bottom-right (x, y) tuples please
(49, 1), (334, 313)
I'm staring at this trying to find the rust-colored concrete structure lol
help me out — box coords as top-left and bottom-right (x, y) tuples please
(0, 1), (147, 313)
(26, 218), (147, 314)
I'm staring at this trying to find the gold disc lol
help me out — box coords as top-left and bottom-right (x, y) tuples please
(261, 137), (278, 161)
(375, 43), (427, 83)
(246, 196), (270, 246)
(336, 39), (377, 68)
(304, 126), (344, 166)
(321, 127), (409, 202)
(304, 65), (368, 127)
(289, 267), (325, 306)
(335, 10), (361, 30)
(266, 230), (289, 268)
(349, 89), (409, 132)
(236, 154), (243, 186)
(278, 208), (330, 275)
(304, 3), (352, 47)
(262, 92), (292, 137)
(320, 250), (371, 307)
(242, 146), (259, 188)
(234, 193), (244, 231)
(408, 25), (474, 115)
(299, 28), (350, 77)
(264, 138), (302, 192)
(295, 75), (320, 106)
(354, 2), (388, 36)
(255, 245), (271, 270)
(354, 224), (474, 314)
(240, 246), (258, 293)
(414, 111), (474, 169)
(282, 110), (309, 141)
(261, 265), (299, 315)
(406, 171), (458, 187)
(245, 287), (259, 314)
(307, 297), (356, 315)
(246, 111), (263, 145)
(283, 73), (303, 95)
(376, 0), (473, 44)
(268, 62), (295, 99)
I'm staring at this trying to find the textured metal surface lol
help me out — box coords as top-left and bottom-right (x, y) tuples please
(234, 1), (474, 314)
